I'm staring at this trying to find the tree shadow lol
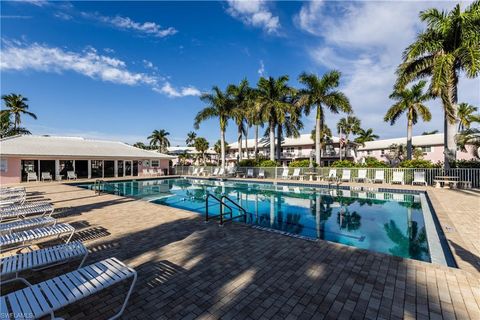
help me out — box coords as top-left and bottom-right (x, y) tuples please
(448, 239), (480, 273)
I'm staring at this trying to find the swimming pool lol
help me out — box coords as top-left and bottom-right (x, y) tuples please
(79, 178), (433, 262)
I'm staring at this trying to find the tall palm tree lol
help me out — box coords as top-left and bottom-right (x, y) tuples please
(310, 124), (333, 155)
(354, 128), (379, 146)
(384, 80), (432, 160)
(297, 71), (351, 165)
(456, 128), (480, 159)
(396, 1), (480, 167)
(245, 98), (264, 160)
(457, 103), (480, 131)
(194, 86), (233, 169)
(186, 131), (197, 147)
(0, 112), (31, 138)
(1, 93), (37, 130)
(193, 137), (209, 165)
(148, 129), (171, 153)
(228, 79), (252, 161)
(256, 76), (295, 161)
(336, 115), (361, 156)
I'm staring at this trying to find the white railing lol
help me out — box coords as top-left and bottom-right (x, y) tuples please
(172, 166), (480, 187)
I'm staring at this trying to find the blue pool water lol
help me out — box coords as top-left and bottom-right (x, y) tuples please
(79, 178), (430, 262)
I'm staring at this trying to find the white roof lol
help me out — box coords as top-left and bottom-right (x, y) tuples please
(358, 133), (444, 151)
(0, 135), (175, 159)
(167, 146), (217, 155)
(228, 134), (352, 149)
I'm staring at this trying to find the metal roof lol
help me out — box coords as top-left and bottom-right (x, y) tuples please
(358, 134), (444, 150)
(0, 135), (175, 159)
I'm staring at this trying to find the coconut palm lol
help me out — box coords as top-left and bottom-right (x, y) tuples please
(194, 86), (233, 169)
(456, 128), (480, 159)
(457, 103), (480, 131)
(422, 130), (439, 135)
(396, 2), (480, 167)
(297, 71), (351, 165)
(228, 79), (253, 161)
(186, 131), (197, 147)
(0, 112), (31, 138)
(1, 93), (37, 130)
(148, 129), (171, 153)
(384, 80), (432, 160)
(193, 137), (209, 165)
(133, 142), (148, 149)
(354, 128), (379, 146)
(337, 115), (361, 156)
(256, 76), (295, 161)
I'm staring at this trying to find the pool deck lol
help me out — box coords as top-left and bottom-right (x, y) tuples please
(1, 179), (479, 319)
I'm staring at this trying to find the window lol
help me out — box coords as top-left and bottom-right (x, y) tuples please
(381, 149), (385, 155)
(151, 160), (159, 167)
(0, 159), (7, 172)
(421, 146), (432, 152)
(367, 150), (372, 155)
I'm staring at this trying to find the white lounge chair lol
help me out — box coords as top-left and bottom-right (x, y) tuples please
(246, 168), (254, 178)
(142, 168), (149, 176)
(281, 168), (289, 179)
(355, 169), (368, 183)
(391, 171), (404, 185)
(0, 202), (54, 222)
(258, 169), (265, 179)
(341, 169), (351, 182)
(0, 223), (75, 252)
(218, 168), (225, 177)
(211, 168), (219, 176)
(290, 168), (301, 180)
(0, 186), (25, 194)
(0, 257), (137, 320)
(27, 172), (38, 182)
(0, 216), (56, 235)
(373, 170), (385, 183)
(41, 172), (53, 182)
(327, 169), (337, 181)
(412, 171), (427, 186)
(0, 193), (26, 207)
(0, 241), (88, 286)
(191, 168), (199, 176)
(67, 170), (77, 180)
(198, 167), (205, 177)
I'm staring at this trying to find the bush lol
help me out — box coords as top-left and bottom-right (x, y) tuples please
(289, 160), (317, 167)
(361, 157), (389, 168)
(451, 159), (480, 168)
(257, 160), (279, 167)
(238, 159), (257, 167)
(399, 159), (440, 168)
(330, 160), (356, 167)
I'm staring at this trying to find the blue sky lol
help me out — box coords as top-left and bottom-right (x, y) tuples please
(1, 0), (479, 146)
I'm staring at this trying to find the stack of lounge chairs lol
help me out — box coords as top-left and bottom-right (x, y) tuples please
(0, 186), (137, 319)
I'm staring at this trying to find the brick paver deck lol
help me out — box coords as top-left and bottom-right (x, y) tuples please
(1, 182), (479, 320)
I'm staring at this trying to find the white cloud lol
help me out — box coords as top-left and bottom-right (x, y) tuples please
(19, 0), (48, 7)
(258, 60), (265, 76)
(226, 0), (280, 34)
(1, 40), (200, 98)
(154, 82), (201, 98)
(297, 1), (480, 138)
(53, 11), (72, 21)
(83, 12), (177, 38)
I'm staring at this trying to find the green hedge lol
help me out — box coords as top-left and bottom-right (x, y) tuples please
(451, 160), (480, 168)
(330, 160), (356, 167)
(238, 159), (258, 167)
(288, 160), (317, 167)
(257, 160), (279, 167)
(399, 159), (441, 168)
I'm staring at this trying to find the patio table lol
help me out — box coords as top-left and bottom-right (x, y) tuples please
(304, 171), (317, 182)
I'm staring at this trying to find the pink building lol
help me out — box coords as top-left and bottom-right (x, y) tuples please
(355, 133), (476, 163)
(0, 135), (175, 185)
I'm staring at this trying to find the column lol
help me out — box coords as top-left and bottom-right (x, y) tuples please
(102, 160), (105, 178)
(87, 160), (92, 179)
(55, 160), (60, 180)
(114, 160), (118, 178)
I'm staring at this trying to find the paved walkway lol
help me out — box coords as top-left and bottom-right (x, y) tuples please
(1, 182), (479, 320)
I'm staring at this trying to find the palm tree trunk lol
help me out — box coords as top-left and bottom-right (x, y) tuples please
(406, 119), (413, 160)
(276, 124), (282, 161)
(238, 126), (243, 162)
(269, 124), (275, 161)
(245, 126), (249, 159)
(444, 82), (458, 169)
(315, 108), (322, 165)
(254, 125), (259, 160)
(220, 128), (226, 170)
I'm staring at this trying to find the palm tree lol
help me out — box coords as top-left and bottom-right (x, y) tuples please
(133, 142), (148, 149)
(194, 86), (233, 170)
(228, 79), (253, 161)
(186, 131), (197, 147)
(245, 98), (264, 160)
(396, 2), (480, 167)
(256, 76), (295, 161)
(310, 125), (333, 155)
(456, 128), (480, 159)
(297, 71), (351, 165)
(422, 130), (439, 135)
(457, 103), (480, 131)
(1, 93), (37, 130)
(193, 137), (209, 165)
(213, 139), (229, 164)
(384, 80), (432, 160)
(0, 112), (31, 138)
(337, 115), (361, 156)
(148, 129), (171, 153)
(354, 128), (379, 146)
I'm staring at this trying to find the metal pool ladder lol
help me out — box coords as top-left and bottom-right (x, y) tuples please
(205, 193), (247, 225)
(93, 179), (120, 195)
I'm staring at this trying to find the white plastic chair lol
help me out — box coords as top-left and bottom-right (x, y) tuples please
(341, 169), (351, 182)
(27, 172), (38, 182)
(373, 170), (385, 183)
(67, 171), (77, 180)
(412, 171), (427, 186)
(291, 168), (301, 180)
(355, 169), (368, 182)
(258, 169), (265, 179)
(281, 168), (289, 179)
(246, 168), (254, 178)
(327, 169), (337, 181)
(391, 171), (404, 185)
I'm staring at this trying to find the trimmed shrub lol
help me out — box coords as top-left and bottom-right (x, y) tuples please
(361, 157), (389, 168)
(451, 159), (480, 168)
(331, 160), (356, 167)
(289, 160), (317, 167)
(399, 159), (441, 168)
(238, 159), (257, 167)
(257, 160), (279, 167)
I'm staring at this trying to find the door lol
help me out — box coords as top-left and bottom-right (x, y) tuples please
(125, 161), (132, 176)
